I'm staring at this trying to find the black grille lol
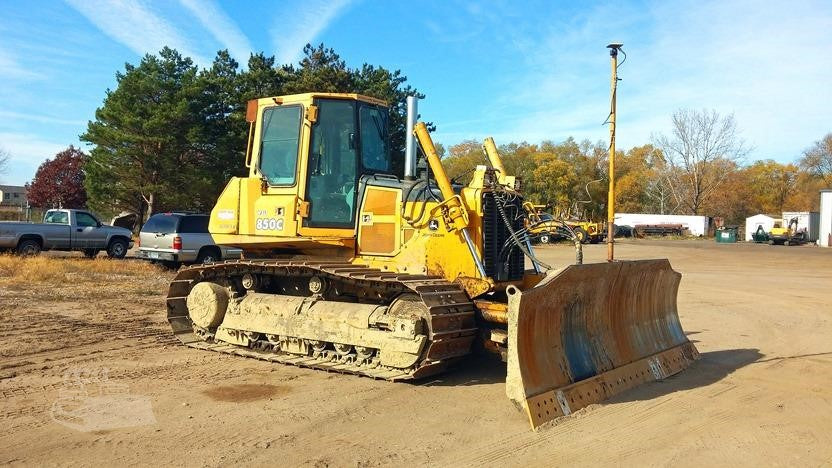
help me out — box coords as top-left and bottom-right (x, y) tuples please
(481, 192), (525, 281)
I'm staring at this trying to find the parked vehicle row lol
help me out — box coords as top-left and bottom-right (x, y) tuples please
(0, 209), (242, 266)
(0, 209), (133, 258)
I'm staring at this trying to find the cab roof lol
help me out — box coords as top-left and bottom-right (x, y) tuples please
(254, 92), (388, 108)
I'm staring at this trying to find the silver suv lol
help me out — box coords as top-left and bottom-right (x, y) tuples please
(137, 213), (242, 266)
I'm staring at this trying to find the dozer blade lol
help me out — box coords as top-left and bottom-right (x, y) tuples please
(505, 259), (699, 429)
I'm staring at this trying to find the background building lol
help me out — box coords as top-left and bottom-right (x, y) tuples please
(820, 190), (832, 247)
(0, 185), (28, 220)
(744, 214), (777, 242)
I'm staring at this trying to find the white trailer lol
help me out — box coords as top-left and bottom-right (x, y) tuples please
(781, 211), (820, 242)
(613, 213), (710, 237)
(744, 214), (776, 241)
(820, 190), (832, 247)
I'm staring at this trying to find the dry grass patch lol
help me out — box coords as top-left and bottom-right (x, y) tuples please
(0, 255), (163, 284)
(0, 255), (175, 305)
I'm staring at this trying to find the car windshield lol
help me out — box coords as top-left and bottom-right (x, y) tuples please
(142, 214), (180, 233)
(540, 214), (553, 221)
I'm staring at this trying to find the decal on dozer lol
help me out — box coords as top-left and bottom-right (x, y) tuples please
(505, 259), (699, 429)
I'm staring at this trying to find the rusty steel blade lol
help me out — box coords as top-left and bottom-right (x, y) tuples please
(505, 259), (699, 429)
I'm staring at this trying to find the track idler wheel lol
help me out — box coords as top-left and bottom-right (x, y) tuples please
(186, 282), (229, 329)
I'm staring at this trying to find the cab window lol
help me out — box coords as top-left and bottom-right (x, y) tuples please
(306, 99), (357, 227)
(44, 211), (69, 224)
(178, 216), (210, 233)
(259, 105), (302, 186)
(359, 104), (390, 173)
(76, 212), (99, 228)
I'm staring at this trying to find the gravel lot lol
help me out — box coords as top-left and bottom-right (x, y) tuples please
(1, 240), (830, 466)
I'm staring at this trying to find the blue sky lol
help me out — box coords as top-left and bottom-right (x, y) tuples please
(1, 0), (830, 186)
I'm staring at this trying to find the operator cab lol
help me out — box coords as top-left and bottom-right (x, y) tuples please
(254, 93), (392, 229)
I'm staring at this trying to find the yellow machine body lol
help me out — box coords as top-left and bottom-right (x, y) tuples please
(209, 93), (497, 295)
(163, 92), (700, 430)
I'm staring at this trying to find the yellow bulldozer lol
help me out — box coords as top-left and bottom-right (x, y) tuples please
(521, 202), (605, 244)
(166, 93), (698, 429)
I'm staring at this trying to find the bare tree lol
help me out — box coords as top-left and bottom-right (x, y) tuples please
(654, 109), (749, 215)
(644, 176), (678, 214)
(800, 133), (832, 186)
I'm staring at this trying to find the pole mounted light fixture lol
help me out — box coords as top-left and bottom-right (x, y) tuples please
(605, 42), (623, 262)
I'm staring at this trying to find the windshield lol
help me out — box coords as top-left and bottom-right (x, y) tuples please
(259, 105), (302, 186)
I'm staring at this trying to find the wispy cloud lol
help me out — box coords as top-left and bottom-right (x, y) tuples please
(0, 47), (44, 80)
(178, 0), (253, 64)
(64, 0), (208, 64)
(271, 0), (353, 66)
(0, 110), (86, 126)
(472, 0), (832, 162)
(0, 133), (69, 185)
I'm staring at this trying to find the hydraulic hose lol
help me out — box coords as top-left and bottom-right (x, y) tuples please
(493, 192), (553, 271)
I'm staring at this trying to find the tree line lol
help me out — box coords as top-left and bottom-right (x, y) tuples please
(443, 113), (831, 224)
(17, 45), (832, 226)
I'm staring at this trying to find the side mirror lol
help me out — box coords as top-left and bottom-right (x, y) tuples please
(246, 99), (258, 123)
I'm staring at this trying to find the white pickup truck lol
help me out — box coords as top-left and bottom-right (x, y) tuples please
(0, 209), (134, 258)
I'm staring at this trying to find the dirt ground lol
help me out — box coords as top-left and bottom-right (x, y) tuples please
(1, 240), (831, 466)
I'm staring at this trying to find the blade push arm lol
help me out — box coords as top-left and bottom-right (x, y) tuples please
(482, 137), (507, 179)
(413, 122), (487, 278)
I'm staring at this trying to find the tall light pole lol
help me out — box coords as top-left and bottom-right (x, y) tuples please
(606, 43), (623, 262)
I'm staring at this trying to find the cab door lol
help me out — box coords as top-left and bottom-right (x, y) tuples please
(72, 211), (107, 249)
(248, 103), (305, 239)
(297, 98), (360, 238)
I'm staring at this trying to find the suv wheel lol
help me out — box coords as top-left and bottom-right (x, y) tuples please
(197, 247), (221, 264)
(538, 233), (550, 244)
(107, 239), (129, 259)
(17, 239), (41, 256)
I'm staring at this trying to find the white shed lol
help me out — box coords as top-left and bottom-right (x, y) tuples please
(744, 214), (776, 241)
(820, 190), (832, 247)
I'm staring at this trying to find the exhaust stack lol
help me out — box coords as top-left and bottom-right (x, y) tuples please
(404, 96), (418, 180)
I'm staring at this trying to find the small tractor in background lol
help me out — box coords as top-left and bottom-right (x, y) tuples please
(522, 203), (605, 244)
(768, 217), (806, 246)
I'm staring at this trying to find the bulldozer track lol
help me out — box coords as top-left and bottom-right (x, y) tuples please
(166, 259), (478, 381)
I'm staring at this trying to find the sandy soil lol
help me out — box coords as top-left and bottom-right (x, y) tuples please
(1, 240), (831, 466)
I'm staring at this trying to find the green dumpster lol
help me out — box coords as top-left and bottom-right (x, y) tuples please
(715, 227), (738, 243)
